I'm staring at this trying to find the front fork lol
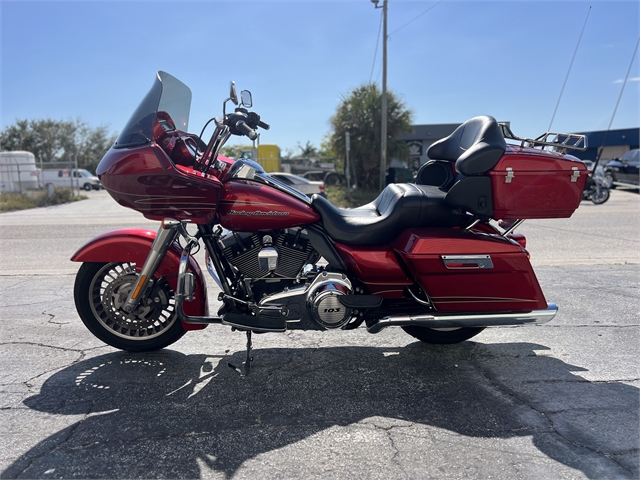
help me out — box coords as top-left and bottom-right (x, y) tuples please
(122, 220), (184, 314)
(123, 220), (230, 321)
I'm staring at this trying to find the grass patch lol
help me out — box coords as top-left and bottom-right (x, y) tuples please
(325, 184), (380, 208)
(0, 189), (87, 212)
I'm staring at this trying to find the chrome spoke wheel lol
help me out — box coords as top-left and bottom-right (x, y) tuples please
(75, 262), (186, 351)
(89, 263), (177, 340)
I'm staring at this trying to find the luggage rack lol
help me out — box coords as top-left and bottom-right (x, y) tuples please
(499, 123), (587, 154)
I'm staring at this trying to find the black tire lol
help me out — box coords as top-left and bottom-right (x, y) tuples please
(591, 187), (610, 205)
(604, 172), (616, 189)
(324, 173), (343, 186)
(74, 262), (186, 352)
(401, 326), (485, 344)
(83, 183), (92, 191)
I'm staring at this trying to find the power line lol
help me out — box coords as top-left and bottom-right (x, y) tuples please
(389, 0), (446, 37)
(369, 10), (384, 84)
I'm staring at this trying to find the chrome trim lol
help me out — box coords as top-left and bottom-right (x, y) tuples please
(441, 255), (494, 270)
(407, 285), (432, 306)
(502, 219), (525, 237)
(465, 218), (481, 231)
(367, 303), (557, 334)
(175, 240), (224, 326)
(259, 285), (306, 306)
(227, 158), (262, 180)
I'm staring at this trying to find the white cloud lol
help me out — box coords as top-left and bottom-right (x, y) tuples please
(613, 76), (640, 84)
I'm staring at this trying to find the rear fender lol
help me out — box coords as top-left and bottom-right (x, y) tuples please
(71, 229), (208, 329)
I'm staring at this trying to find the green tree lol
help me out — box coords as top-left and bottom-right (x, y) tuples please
(297, 141), (318, 159)
(0, 118), (117, 173)
(330, 83), (413, 190)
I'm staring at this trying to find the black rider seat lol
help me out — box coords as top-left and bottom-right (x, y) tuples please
(310, 183), (464, 246)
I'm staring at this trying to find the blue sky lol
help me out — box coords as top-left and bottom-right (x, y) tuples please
(1, 1), (638, 156)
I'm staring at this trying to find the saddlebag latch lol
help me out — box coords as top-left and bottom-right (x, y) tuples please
(505, 167), (514, 184)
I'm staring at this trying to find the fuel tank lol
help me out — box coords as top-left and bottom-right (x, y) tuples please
(218, 180), (321, 231)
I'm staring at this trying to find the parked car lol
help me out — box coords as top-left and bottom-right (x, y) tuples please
(268, 172), (326, 197)
(300, 170), (327, 182)
(299, 169), (344, 185)
(603, 149), (639, 188)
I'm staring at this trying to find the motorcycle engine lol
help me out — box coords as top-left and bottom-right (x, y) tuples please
(219, 228), (320, 280)
(220, 229), (354, 330)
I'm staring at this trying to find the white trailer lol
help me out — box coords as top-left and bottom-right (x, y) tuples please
(0, 151), (40, 193)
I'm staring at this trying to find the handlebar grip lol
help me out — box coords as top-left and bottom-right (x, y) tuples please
(258, 120), (270, 131)
(235, 120), (258, 140)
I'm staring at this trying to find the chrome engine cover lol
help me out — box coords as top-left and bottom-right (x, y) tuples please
(306, 272), (353, 329)
(258, 271), (353, 330)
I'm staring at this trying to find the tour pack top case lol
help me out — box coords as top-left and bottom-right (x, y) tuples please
(488, 144), (588, 220)
(485, 125), (588, 220)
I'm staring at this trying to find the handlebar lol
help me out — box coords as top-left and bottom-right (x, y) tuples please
(198, 99), (269, 175)
(235, 120), (258, 141)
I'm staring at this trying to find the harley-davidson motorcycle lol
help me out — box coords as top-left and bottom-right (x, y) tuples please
(72, 72), (589, 373)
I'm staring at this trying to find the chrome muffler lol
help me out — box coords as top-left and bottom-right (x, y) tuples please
(367, 303), (558, 334)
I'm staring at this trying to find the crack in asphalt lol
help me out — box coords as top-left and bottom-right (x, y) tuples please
(4, 400), (98, 479)
(469, 343), (637, 476)
(372, 423), (410, 473)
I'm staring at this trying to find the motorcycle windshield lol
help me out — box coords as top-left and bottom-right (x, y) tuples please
(115, 71), (192, 148)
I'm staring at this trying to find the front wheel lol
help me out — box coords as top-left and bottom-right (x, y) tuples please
(74, 262), (186, 352)
(401, 326), (485, 344)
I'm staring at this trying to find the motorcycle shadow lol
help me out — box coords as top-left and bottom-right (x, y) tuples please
(5, 342), (638, 479)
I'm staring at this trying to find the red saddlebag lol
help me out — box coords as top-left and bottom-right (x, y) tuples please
(394, 228), (548, 313)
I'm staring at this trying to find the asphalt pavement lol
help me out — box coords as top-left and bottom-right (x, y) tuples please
(0, 188), (638, 479)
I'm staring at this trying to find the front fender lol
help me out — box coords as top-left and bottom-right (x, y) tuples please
(71, 229), (208, 329)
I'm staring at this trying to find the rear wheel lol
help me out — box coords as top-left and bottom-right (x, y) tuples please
(401, 326), (485, 344)
(74, 262), (186, 352)
(324, 172), (343, 185)
(591, 187), (610, 204)
(604, 172), (616, 189)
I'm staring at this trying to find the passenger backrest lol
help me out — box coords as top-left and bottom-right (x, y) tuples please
(427, 116), (506, 219)
(427, 116), (506, 176)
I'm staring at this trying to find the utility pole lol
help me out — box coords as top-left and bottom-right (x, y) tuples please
(345, 131), (351, 203)
(372, 0), (388, 192)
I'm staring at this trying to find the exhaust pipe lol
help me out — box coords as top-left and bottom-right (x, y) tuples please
(367, 303), (558, 334)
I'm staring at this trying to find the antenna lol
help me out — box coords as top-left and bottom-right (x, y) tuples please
(594, 37), (640, 170)
(548, 6), (591, 133)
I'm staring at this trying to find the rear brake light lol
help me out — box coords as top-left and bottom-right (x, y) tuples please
(319, 185), (324, 190)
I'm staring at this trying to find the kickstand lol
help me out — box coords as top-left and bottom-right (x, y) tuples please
(228, 330), (253, 376)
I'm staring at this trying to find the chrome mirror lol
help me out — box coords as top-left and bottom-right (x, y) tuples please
(229, 81), (238, 105)
(240, 90), (253, 108)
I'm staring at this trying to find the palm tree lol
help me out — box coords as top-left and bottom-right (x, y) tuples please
(330, 84), (413, 190)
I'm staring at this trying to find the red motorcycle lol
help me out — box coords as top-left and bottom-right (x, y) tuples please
(72, 72), (588, 373)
